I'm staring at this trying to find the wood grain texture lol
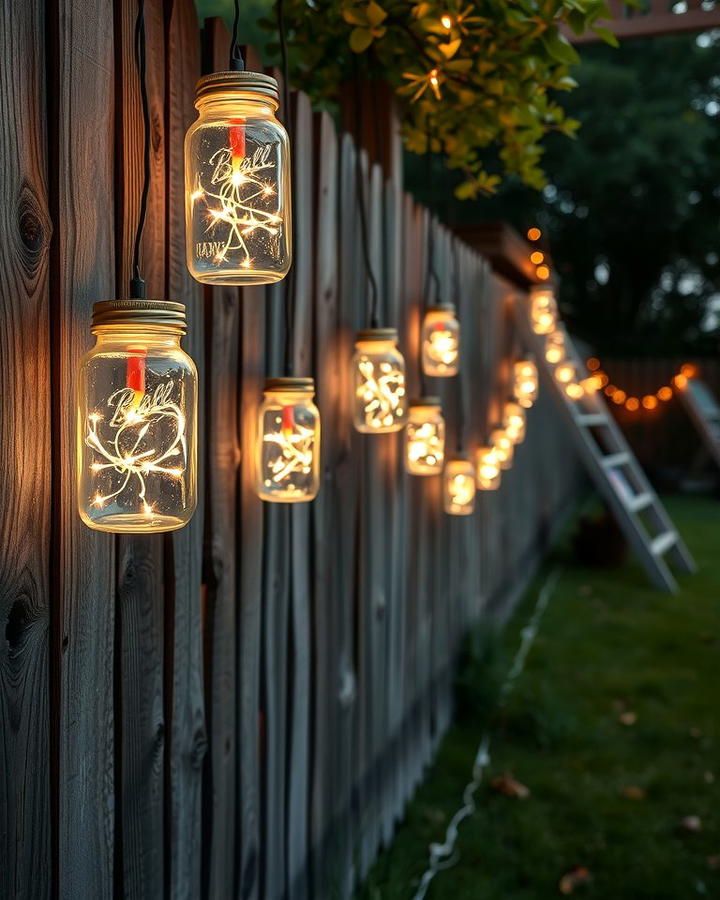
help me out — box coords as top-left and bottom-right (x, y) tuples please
(48, 0), (116, 895)
(164, 2), (207, 898)
(114, 0), (167, 896)
(0, 1), (52, 897)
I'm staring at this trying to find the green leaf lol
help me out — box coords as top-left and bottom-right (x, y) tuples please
(349, 26), (373, 52)
(592, 25), (619, 47)
(540, 28), (580, 66)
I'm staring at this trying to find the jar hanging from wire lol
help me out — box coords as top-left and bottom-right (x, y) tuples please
(514, 358), (538, 408)
(421, 303), (460, 377)
(256, 378), (320, 502)
(405, 398), (445, 475)
(77, 300), (197, 533)
(352, 328), (407, 433)
(443, 456), (476, 515)
(490, 427), (514, 471)
(185, 70), (291, 285)
(475, 446), (502, 491)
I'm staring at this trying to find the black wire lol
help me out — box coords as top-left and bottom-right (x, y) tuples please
(130, 0), (150, 299)
(353, 58), (381, 329)
(229, 0), (244, 70)
(278, 0), (295, 375)
(425, 139), (441, 307)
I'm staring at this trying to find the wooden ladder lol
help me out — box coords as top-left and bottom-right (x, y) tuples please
(515, 302), (697, 593)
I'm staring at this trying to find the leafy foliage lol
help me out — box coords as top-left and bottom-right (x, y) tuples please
(263, 0), (625, 198)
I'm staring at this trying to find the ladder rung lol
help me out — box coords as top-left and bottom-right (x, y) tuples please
(601, 452), (630, 469)
(628, 492), (653, 513)
(577, 413), (608, 427)
(651, 531), (677, 557)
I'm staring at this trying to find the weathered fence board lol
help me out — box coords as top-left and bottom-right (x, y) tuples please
(49, 0), (116, 896)
(0, 10), (585, 900)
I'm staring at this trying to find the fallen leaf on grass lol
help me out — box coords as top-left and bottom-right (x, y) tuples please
(559, 866), (592, 894)
(679, 815), (702, 833)
(490, 773), (530, 799)
(620, 785), (646, 800)
(618, 711), (637, 726)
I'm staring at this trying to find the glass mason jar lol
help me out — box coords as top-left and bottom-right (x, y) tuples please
(352, 328), (407, 433)
(421, 303), (460, 377)
(490, 427), (514, 471)
(503, 400), (526, 445)
(256, 377), (320, 502)
(405, 398), (445, 475)
(530, 286), (557, 335)
(77, 300), (197, 533)
(554, 360), (576, 385)
(545, 328), (565, 365)
(185, 70), (291, 285)
(475, 446), (502, 491)
(514, 358), (538, 408)
(443, 456), (476, 515)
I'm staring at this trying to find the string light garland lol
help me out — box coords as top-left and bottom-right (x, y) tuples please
(78, 0), (197, 533)
(586, 359), (697, 414)
(405, 397), (446, 475)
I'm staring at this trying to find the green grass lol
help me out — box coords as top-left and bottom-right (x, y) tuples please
(360, 495), (720, 899)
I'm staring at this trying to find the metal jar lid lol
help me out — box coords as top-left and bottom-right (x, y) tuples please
(264, 376), (315, 393)
(425, 303), (456, 314)
(410, 396), (441, 408)
(195, 70), (280, 104)
(355, 327), (398, 343)
(92, 300), (186, 333)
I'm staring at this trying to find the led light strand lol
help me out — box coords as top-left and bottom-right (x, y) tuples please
(263, 408), (314, 486)
(357, 358), (406, 429)
(587, 358), (697, 413)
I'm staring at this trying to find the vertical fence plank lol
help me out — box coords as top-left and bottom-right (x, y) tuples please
(164, 2), (207, 898)
(0, 1), (51, 897)
(115, 0), (167, 896)
(49, 0), (116, 895)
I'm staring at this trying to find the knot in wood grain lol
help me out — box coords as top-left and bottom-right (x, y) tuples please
(5, 596), (30, 650)
(16, 181), (51, 268)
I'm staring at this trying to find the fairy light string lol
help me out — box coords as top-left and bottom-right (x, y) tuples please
(586, 358), (697, 413)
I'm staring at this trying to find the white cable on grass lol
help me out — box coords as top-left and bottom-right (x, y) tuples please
(411, 567), (563, 900)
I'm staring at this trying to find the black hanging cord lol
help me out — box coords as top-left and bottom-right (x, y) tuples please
(229, 0), (245, 71)
(130, 0), (150, 300)
(353, 57), (381, 329)
(278, 0), (295, 375)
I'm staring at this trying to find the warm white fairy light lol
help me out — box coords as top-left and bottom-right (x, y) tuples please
(503, 401), (526, 445)
(514, 359), (538, 409)
(262, 413), (315, 494)
(530, 286), (557, 336)
(356, 358), (406, 430)
(490, 428), (514, 470)
(444, 458), (476, 515)
(427, 329), (458, 367)
(475, 446), (502, 491)
(85, 382), (187, 515)
(406, 401), (445, 475)
(193, 144), (282, 271)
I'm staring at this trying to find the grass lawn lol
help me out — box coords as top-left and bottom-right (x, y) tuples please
(359, 494), (720, 899)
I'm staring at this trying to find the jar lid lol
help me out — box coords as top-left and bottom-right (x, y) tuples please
(264, 376), (315, 393)
(426, 303), (456, 314)
(92, 299), (186, 333)
(355, 328), (398, 343)
(410, 395), (441, 407)
(196, 70), (280, 104)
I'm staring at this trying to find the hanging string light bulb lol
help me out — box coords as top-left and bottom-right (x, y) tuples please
(351, 65), (406, 433)
(405, 398), (445, 475)
(554, 360), (576, 385)
(184, 1), (291, 285)
(530, 285), (557, 335)
(514, 358), (538, 409)
(475, 445), (501, 491)
(78, 0), (197, 533)
(503, 400), (526, 446)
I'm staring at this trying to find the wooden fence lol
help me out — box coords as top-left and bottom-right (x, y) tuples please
(0, 3), (583, 898)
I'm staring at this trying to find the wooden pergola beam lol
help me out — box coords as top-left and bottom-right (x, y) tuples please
(568, 0), (720, 43)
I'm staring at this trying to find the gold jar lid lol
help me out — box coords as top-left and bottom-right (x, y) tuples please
(426, 303), (456, 314)
(92, 300), (186, 333)
(410, 396), (441, 408)
(195, 70), (280, 104)
(356, 327), (398, 343)
(264, 376), (315, 393)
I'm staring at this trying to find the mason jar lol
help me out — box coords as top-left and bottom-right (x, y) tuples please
(503, 400), (526, 445)
(443, 456), (476, 515)
(352, 328), (407, 433)
(185, 70), (291, 285)
(405, 397), (445, 475)
(421, 303), (460, 377)
(490, 427), (514, 471)
(77, 300), (197, 533)
(514, 358), (538, 408)
(475, 446), (502, 491)
(256, 377), (320, 502)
